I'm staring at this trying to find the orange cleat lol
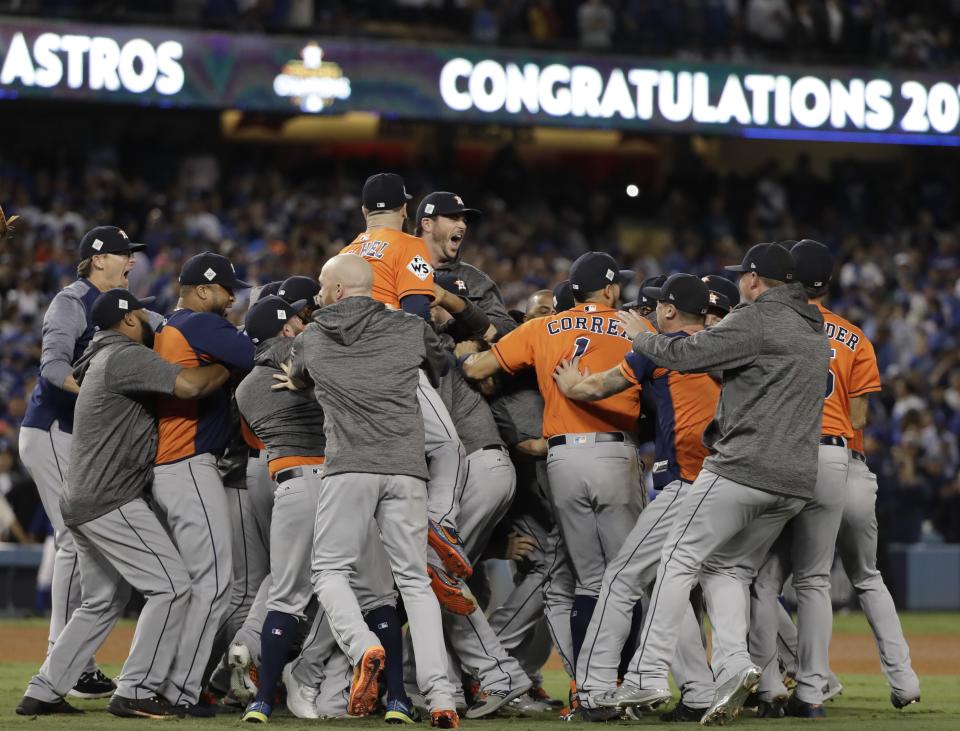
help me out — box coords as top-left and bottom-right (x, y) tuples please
(428, 520), (472, 579)
(428, 565), (477, 615)
(431, 709), (461, 728)
(348, 645), (385, 717)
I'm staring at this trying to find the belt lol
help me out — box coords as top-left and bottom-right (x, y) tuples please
(851, 450), (866, 463)
(547, 432), (625, 448)
(820, 435), (846, 448)
(275, 466), (324, 485)
(481, 444), (505, 452)
(249, 448), (260, 459)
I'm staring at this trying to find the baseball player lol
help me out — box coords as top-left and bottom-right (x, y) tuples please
(553, 273), (719, 721)
(340, 173), (471, 599)
(747, 240), (896, 718)
(701, 275), (740, 325)
(597, 243), (829, 726)
(286, 254), (460, 728)
(152, 252), (255, 713)
(461, 251), (645, 671)
(277, 275), (322, 321)
(19, 226), (147, 699)
(17, 289), (228, 718)
(416, 191), (516, 339)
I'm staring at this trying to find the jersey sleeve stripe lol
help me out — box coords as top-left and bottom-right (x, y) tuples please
(491, 344), (517, 375)
(848, 384), (882, 397)
(618, 360), (640, 385)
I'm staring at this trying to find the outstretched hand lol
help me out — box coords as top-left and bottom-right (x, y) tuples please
(618, 309), (649, 340)
(271, 361), (305, 391)
(553, 356), (588, 396)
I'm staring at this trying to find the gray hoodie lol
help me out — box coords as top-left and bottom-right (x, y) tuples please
(630, 282), (829, 500)
(62, 330), (182, 527)
(436, 259), (517, 338)
(292, 296), (447, 480)
(235, 336), (326, 465)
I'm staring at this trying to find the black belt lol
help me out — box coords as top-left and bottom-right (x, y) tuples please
(548, 432), (625, 448)
(481, 444), (505, 451)
(275, 466), (323, 485)
(249, 448), (261, 459)
(820, 436), (846, 448)
(851, 451), (866, 463)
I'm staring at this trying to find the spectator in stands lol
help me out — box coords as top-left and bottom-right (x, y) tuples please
(577, 0), (615, 49)
(745, 0), (793, 51)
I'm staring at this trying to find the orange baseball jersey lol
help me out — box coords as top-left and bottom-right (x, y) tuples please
(340, 229), (435, 309)
(849, 429), (865, 455)
(491, 303), (647, 437)
(819, 304), (881, 439)
(618, 333), (719, 487)
(240, 416), (264, 451)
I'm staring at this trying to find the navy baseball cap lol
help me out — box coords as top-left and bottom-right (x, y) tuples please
(79, 226), (146, 260)
(257, 281), (283, 300)
(362, 173), (412, 211)
(91, 288), (155, 329)
(278, 275), (320, 306)
(790, 239), (834, 288)
(552, 280), (575, 313)
(702, 274), (740, 314)
(436, 272), (470, 297)
(725, 243), (795, 282)
(243, 295), (308, 345)
(569, 252), (634, 295)
(635, 274), (667, 310)
(179, 252), (251, 290)
(416, 192), (481, 224)
(642, 273), (710, 316)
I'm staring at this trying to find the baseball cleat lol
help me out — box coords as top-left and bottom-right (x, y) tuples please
(430, 708), (461, 728)
(507, 693), (550, 715)
(241, 699), (271, 723)
(348, 645), (385, 717)
(428, 520), (472, 579)
(68, 668), (117, 699)
(385, 696), (420, 724)
(16, 695), (83, 715)
(529, 685), (565, 708)
(785, 694), (825, 718)
(228, 643), (259, 705)
(428, 564), (477, 615)
(660, 701), (708, 722)
(574, 705), (623, 721)
(282, 664), (319, 719)
(700, 665), (761, 726)
(822, 675), (844, 702)
(106, 694), (175, 719)
(595, 684), (672, 710)
(465, 683), (532, 719)
(891, 692), (920, 709)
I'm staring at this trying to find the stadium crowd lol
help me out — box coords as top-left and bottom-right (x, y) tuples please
(0, 144), (958, 552)
(4, 0), (959, 68)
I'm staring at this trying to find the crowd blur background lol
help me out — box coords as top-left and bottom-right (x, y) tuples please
(1, 0), (959, 607)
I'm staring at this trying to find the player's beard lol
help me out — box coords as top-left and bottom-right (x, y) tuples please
(139, 317), (155, 349)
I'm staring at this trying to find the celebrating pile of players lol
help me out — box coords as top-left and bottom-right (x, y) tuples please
(11, 172), (921, 727)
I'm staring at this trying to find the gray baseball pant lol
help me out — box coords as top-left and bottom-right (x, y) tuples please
(25, 498), (191, 703)
(311, 471), (455, 712)
(459, 446), (516, 562)
(440, 604), (531, 694)
(576, 480), (714, 709)
(417, 371), (466, 532)
(489, 513), (576, 678)
(624, 470), (804, 689)
(546, 435), (644, 595)
(750, 444), (849, 704)
(152, 453), (234, 706)
(18, 423), (94, 673)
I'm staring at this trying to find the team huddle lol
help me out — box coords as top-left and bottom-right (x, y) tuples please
(12, 172), (920, 727)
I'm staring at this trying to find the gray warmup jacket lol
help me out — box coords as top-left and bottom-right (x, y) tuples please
(436, 354), (503, 456)
(235, 336), (326, 464)
(630, 282), (829, 501)
(62, 330), (182, 527)
(435, 259), (517, 338)
(292, 296), (446, 480)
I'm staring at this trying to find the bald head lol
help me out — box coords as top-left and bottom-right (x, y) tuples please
(319, 254), (374, 307)
(525, 289), (555, 321)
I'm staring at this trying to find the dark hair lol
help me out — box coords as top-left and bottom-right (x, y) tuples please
(676, 310), (706, 325)
(804, 284), (830, 298)
(77, 258), (93, 278)
(573, 287), (606, 303)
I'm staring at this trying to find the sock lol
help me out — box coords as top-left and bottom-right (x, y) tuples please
(570, 595), (598, 668)
(618, 600), (644, 679)
(365, 605), (405, 702)
(254, 611), (298, 705)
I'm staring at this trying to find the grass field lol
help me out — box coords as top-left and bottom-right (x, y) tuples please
(2, 613), (957, 729)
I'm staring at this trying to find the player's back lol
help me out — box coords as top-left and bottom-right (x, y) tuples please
(492, 303), (644, 437)
(341, 228), (434, 309)
(819, 304), (880, 440)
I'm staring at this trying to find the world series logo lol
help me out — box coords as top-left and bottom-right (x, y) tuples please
(272, 41), (351, 113)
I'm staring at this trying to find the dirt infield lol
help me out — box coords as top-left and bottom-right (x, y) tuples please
(3, 622), (958, 675)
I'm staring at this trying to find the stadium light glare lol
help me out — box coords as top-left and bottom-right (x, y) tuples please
(626, 184), (639, 198)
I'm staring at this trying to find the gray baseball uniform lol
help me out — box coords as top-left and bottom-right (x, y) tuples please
(152, 307), (255, 706)
(418, 371), (467, 532)
(623, 283), (828, 691)
(434, 259), (517, 339)
(24, 331), (191, 705)
(293, 295), (455, 712)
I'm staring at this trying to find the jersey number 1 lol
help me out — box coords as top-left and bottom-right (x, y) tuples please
(571, 336), (590, 359)
(825, 348), (837, 399)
